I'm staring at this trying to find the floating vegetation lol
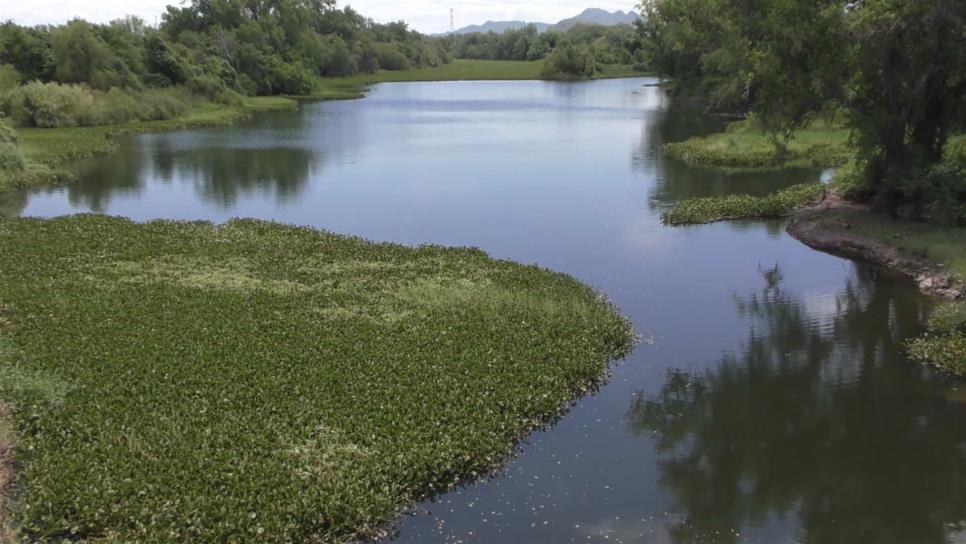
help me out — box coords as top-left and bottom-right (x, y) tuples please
(0, 215), (635, 542)
(908, 302), (966, 376)
(662, 183), (824, 226)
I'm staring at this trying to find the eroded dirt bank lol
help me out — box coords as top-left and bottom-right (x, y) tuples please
(788, 200), (963, 300)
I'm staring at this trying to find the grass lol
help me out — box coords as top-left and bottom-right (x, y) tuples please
(664, 120), (852, 169)
(310, 59), (651, 100)
(0, 215), (635, 542)
(0, 96), (299, 192)
(662, 183), (824, 225)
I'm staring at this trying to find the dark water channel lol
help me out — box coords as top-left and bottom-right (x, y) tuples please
(10, 78), (966, 543)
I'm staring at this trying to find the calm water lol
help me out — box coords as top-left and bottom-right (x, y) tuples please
(10, 79), (966, 543)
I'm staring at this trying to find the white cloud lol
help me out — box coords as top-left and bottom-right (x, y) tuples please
(3, 0), (640, 34)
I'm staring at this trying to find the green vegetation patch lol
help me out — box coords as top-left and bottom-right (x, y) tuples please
(664, 121), (851, 169)
(0, 215), (634, 542)
(908, 301), (966, 376)
(663, 183), (824, 226)
(807, 208), (966, 279)
(0, 96), (297, 191)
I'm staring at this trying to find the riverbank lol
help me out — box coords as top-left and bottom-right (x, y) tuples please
(0, 96), (299, 191)
(786, 201), (966, 376)
(787, 202), (964, 299)
(0, 215), (634, 542)
(1, 60), (650, 193)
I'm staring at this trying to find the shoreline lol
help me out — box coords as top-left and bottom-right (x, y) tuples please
(787, 199), (963, 300)
(3, 61), (651, 193)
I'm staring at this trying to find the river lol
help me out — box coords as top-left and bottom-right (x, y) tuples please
(11, 78), (966, 543)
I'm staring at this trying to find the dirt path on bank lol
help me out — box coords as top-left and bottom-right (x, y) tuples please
(787, 195), (963, 300)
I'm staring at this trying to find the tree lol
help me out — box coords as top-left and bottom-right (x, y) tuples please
(49, 20), (111, 86)
(638, 0), (848, 156)
(846, 0), (966, 217)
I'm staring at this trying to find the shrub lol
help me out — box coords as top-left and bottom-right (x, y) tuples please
(137, 87), (192, 120)
(919, 163), (966, 226)
(945, 135), (966, 167)
(19, 81), (94, 128)
(373, 42), (411, 71)
(540, 44), (596, 80)
(0, 142), (24, 171)
(267, 60), (314, 95)
(0, 64), (21, 91)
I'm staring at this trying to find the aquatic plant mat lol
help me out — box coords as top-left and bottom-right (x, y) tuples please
(0, 215), (633, 542)
(662, 183), (824, 225)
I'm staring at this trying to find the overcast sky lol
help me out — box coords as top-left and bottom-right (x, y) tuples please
(4, 0), (639, 35)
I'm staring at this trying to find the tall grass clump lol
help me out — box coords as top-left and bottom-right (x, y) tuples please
(908, 302), (966, 376)
(0, 82), (194, 128)
(0, 215), (635, 542)
(540, 44), (596, 80)
(663, 183), (824, 225)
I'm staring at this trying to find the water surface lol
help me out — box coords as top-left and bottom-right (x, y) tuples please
(13, 79), (966, 543)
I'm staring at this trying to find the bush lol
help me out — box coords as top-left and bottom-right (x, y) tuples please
(919, 163), (966, 226)
(18, 81), (94, 128)
(267, 60), (315, 95)
(0, 82), (194, 128)
(138, 87), (192, 120)
(373, 42), (411, 71)
(0, 64), (22, 91)
(0, 142), (24, 171)
(540, 44), (596, 80)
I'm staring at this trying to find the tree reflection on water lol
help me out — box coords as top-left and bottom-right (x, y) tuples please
(628, 264), (966, 544)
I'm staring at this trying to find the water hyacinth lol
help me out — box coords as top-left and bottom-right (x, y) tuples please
(908, 301), (966, 376)
(0, 215), (635, 542)
(662, 183), (824, 226)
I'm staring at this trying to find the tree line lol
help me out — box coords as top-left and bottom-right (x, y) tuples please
(639, 0), (965, 223)
(440, 24), (641, 64)
(0, 0), (448, 128)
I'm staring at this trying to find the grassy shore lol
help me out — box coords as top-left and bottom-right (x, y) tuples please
(1, 60), (650, 193)
(0, 96), (298, 191)
(804, 208), (966, 279)
(0, 215), (634, 542)
(664, 120), (851, 169)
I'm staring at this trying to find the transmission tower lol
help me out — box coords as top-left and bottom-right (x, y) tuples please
(450, 9), (454, 32)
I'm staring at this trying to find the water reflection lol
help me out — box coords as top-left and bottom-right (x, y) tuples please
(627, 265), (966, 544)
(58, 139), (147, 212)
(150, 142), (314, 208)
(0, 190), (27, 218)
(638, 105), (823, 211)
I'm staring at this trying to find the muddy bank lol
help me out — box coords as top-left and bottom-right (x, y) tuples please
(787, 201), (963, 300)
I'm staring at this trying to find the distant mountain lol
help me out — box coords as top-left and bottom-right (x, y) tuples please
(548, 8), (639, 31)
(449, 20), (550, 35)
(447, 8), (638, 35)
